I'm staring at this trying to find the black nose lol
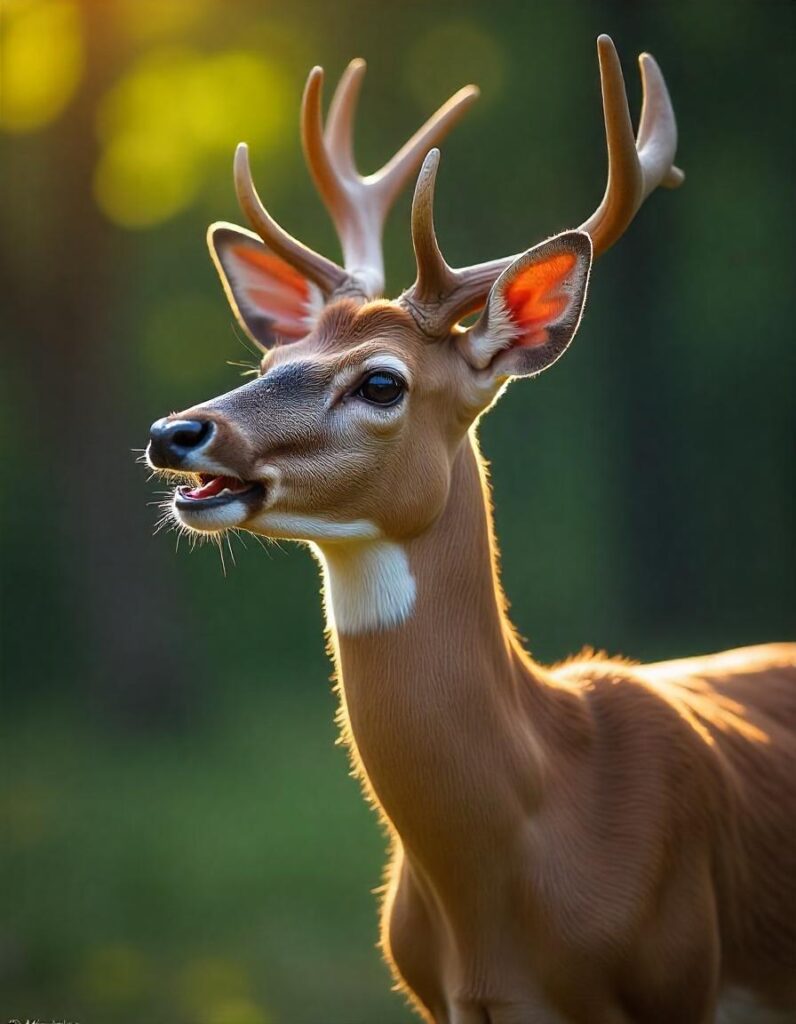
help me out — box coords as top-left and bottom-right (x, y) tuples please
(148, 417), (214, 468)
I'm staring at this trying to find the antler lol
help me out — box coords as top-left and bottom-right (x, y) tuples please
(301, 60), (479, 297)
(234, 143), (348, 297)
(234, 61), (479, 300)
(579, 35), (684, 255)
(401, 34), (684, 334)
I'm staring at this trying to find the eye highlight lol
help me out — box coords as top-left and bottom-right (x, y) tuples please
(354, 370), (406, 407)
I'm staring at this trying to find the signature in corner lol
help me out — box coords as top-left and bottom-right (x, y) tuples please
(7, 1019), (78, 1024)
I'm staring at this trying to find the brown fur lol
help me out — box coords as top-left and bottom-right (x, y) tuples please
(328, 436), (795, 1024)
(142, 36), (792, 1020)
(154, 291), (795, 1024)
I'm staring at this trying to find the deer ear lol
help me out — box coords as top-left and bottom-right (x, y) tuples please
(459, 230), (592, 379)
(207, 223), (324, 351)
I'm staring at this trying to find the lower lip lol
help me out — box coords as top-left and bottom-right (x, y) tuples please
(174, 482), (265, 512)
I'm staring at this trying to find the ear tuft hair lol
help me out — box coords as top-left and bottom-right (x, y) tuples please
(460, 231), (592, 379)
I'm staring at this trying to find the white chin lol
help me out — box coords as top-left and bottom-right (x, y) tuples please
(245, 511), (382, 543)
(172, 499), (248, 533)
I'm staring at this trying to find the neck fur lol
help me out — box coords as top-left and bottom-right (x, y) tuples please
(317, 539), (417, 636)
(314, 429), (516, 652)
(314, 432), (545, 863)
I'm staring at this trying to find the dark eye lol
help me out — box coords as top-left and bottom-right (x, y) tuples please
(355, 371), (405, 407)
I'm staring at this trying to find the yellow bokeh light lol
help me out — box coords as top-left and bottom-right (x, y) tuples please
(94, 130), (199, 228)
(184, 51), (289, 152)
(0, 0), (84, 132)
(94, 47), (289, 229)
(96, 47), (200, 149)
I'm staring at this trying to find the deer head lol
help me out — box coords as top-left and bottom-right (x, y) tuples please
(147, 36), (682, 551)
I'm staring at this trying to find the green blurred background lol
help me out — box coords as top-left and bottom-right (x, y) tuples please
(1, 1), (793, 1021)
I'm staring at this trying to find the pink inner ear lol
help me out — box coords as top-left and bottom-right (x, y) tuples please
(231, 244), (310, 293)
(504, 252), (577, 347)
(230, 244), (314, 339)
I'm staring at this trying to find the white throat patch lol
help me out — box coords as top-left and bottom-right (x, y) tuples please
(315, 539), (416, 635)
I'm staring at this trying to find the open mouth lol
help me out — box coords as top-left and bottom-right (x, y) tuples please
(174, 474), (264, 511)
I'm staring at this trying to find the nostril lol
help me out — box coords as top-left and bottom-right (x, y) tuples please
(170, 420), (212, 450)
(149, 418), (215, 464)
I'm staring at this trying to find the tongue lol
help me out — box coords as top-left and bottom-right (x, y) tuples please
(185, 475), (246, 500)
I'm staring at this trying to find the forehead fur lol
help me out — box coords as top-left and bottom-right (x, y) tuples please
(312, 298), (419, 351)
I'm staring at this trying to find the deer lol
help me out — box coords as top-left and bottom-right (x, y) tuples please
(145, 35), (796, 1024)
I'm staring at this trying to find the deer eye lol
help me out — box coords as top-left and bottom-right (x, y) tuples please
(355, 371), (405, 407)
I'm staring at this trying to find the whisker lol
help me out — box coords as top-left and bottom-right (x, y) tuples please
(229, 320), (261, 361)
(226, 359), (260, 378)
(250, 533), (273, 558)
(216, 534), (227, 577)
(153, 515), (173, 536)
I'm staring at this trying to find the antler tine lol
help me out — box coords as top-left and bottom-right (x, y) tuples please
(402, 34), (684, 336)
(578, 34), (684, 256)
(401, 149), (509, 331)
(409, 150), (456, 304)
(233, 142), (348, 296)
(301, 62), (479, 298)
(373, 84), (480, 210)
(638, 52), (686, 189)
(324, 57), (367, 179)
(301, 66), (350, 228)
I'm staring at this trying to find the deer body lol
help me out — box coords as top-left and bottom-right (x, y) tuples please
(326, 435), (796, 1023)
(145, 36), (795, 1023)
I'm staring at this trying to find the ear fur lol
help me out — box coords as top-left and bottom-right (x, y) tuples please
(207, 223), (324, 350)
(459, 230), (592, 379)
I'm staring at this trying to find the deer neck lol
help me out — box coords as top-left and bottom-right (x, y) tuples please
(315, 431), (548, 865)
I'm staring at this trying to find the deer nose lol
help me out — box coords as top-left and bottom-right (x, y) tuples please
(148, 417), (215, 468)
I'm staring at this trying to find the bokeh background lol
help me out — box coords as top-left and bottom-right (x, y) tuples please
(1, 1), (793, 1021)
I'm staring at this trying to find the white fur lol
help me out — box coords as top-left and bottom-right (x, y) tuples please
(362, 353), (412, 384)
(253, 513), (381, 542)
(467, 290), (518, 369)
(173, 494), (250, 533)
(301, 281), (324, 330)
(316, 539), (416, 635)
